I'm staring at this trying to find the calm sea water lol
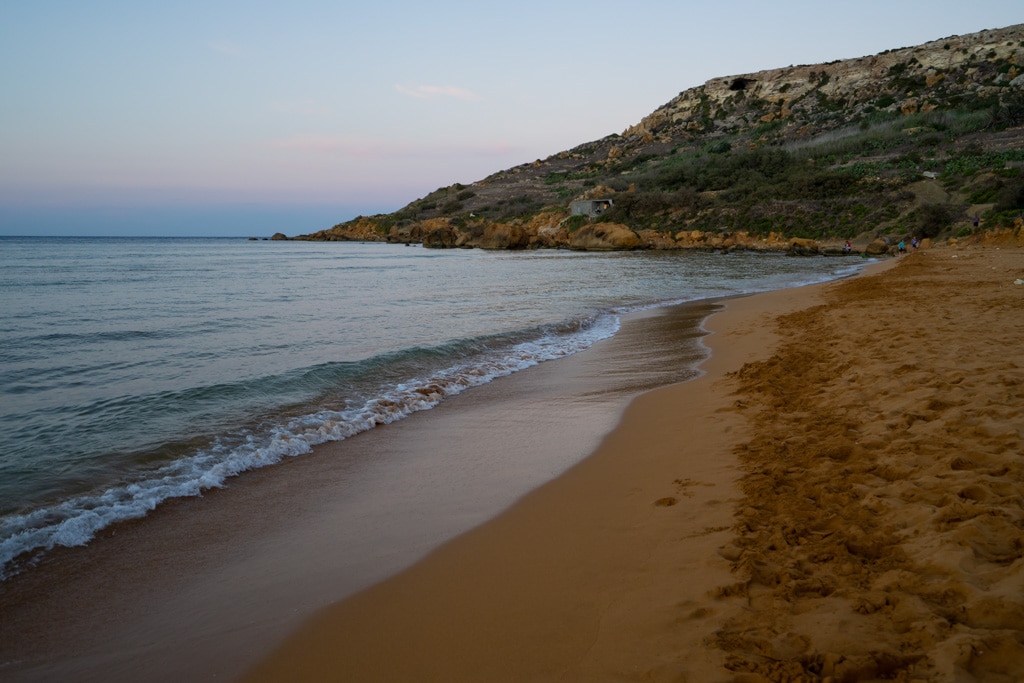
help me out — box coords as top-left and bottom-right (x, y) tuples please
(0, 236), (862, 578)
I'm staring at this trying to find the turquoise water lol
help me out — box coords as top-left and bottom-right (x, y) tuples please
(0, 237), (862, 578)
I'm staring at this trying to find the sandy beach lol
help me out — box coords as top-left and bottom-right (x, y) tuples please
(242, 243), (1024, 682)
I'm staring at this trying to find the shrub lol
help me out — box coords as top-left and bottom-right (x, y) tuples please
(994, 178), (1024, 213)
(563, 215), (588, 232)
(992, 88), (1024, 128)
(916, 203), (958, 238)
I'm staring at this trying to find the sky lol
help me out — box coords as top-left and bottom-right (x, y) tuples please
(1, 1), (1020, 237)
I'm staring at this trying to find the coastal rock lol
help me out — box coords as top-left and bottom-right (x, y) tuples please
(569, 223), (642, 251)
(865, 239), (891, 256)
(387, 223), (422, 243)
(295, 217), (387, 242)
(270, 232), (288, 241)
(531, 223), (569, 248)
(787, 238), (820, 256)
(422, 224), (458, 248)
(471, 223), (531, 250)
(636, 229), (680, 249)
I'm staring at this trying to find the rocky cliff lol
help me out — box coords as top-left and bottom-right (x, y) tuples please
(624, 24), (1023, 142)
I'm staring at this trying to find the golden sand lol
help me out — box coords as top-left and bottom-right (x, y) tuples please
(717, 247), (1024, 681)
(242, 246), (1024, 682)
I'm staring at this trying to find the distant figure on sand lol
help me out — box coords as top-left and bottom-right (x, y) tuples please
(898, 240), (906, 254)
(911, 236), (919, 250)
(843, 240), (852, 254)
(974, 215), (980, 229)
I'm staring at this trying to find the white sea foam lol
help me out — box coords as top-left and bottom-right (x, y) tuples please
(0, 314), (620, 579)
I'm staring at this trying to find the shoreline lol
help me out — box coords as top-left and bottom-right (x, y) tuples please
(242, 246), (1024, 681)
(10, 241), (1021, 682)
(239, 258), (904, 681)
(1, 288), (723, 681)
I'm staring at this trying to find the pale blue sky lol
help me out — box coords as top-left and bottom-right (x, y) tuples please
(1, 1), (1020, 236)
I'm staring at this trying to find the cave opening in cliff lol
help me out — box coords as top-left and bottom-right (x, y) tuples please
(729, 78), (754, 91)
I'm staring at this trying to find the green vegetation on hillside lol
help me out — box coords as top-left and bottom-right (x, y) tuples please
(593, 108), (1024, 239)
(308, 25), (1024, 246)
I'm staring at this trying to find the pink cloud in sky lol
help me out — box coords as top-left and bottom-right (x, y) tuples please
(393, 84), (482, 101)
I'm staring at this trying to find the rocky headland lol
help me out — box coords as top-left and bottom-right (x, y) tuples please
(283, 24), (1024, 252)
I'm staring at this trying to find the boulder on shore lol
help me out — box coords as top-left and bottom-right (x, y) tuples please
(787, 237), (820, 256)
(531, 223), (569, 248)
(569, 223), (641, 251)
(865, 239), (891, 256)
(471, 223), (531, 250)
(422, 225), (458, 248)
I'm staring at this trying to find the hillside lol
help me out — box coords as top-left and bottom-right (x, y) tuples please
(292, 24), (1024, 252)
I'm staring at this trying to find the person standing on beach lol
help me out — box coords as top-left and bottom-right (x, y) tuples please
(898, 240), (906, 254)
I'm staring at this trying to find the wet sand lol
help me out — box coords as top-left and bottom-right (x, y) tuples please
(242, 246), (1024, 682)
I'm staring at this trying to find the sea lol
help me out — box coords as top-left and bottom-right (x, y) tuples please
(0, 236), (863, 582)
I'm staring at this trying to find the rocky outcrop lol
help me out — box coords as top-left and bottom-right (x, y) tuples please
(294, 217), (387, 242)
(420, 219), (459, 248)
(636, 229), (681, 250)
(787, 238), (820, 256)
(569, 223), (642, 251)
(531, 223), (569, 248)
(458, 223), (531, 250)
(865, 238), (892, 256)
(623, 24), (1024, 143)
(387, 223), (421, 244)
(670, 230), (795, 252)
(286, 209), (877, 254)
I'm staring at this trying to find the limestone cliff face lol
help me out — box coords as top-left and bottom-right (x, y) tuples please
(624, 24), (1024, 142)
